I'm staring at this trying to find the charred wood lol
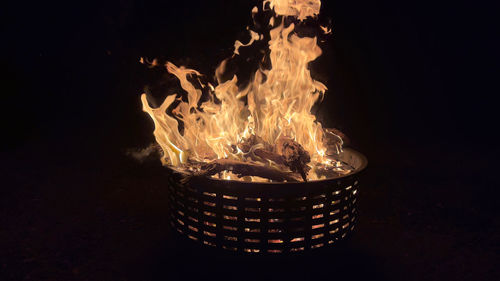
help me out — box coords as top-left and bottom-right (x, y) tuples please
(193, 159), (301, 182)
(275, 137), (311, 181)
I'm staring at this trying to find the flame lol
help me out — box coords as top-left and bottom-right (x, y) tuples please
(320, 25), (332, 35)
(264, 0), (321, 21)
(141, 0), (343, 181)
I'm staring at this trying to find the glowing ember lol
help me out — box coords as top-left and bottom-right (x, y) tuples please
(141, 0), (352, 182)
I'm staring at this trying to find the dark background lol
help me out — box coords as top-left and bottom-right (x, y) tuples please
(1, 0), (498, 280)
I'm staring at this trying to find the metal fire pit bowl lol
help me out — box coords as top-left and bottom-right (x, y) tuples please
(167, 148), (367, 254)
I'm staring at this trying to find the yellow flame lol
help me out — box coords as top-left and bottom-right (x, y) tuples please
(264, 0), (321, 21)
(142, 0), (340, 180)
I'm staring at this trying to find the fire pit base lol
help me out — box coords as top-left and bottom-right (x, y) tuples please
(167, 148), (367, 254)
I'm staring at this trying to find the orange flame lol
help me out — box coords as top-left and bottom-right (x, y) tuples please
(264, 0), (321, 21)
(141, 0), (342, 181)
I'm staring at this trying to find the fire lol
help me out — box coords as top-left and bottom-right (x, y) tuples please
(264, 0), (321, 20)
(141, 0), (348, 181)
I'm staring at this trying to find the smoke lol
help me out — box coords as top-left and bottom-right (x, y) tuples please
(126, 143), (162, 163)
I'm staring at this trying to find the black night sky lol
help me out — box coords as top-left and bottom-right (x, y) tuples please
(1, 0), (498, 280)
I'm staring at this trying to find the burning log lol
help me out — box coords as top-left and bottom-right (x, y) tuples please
(239, 135), (312, 181)
(242, 135), (312, 181)
(238, 135), (286, 166)
(193, 159), (301, 182)
(171, 135), (314, 183)
(169, 131), (353, 182)
(275, 137), (311, 181)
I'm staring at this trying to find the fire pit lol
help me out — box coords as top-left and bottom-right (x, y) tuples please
(167, 148), (366, 254)
(137, 0), (368, 254)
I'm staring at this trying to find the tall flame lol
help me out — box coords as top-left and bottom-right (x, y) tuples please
(142, 0), (341, 181)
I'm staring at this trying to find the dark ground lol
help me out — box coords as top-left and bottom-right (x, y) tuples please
(1, 0), (499, 280)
